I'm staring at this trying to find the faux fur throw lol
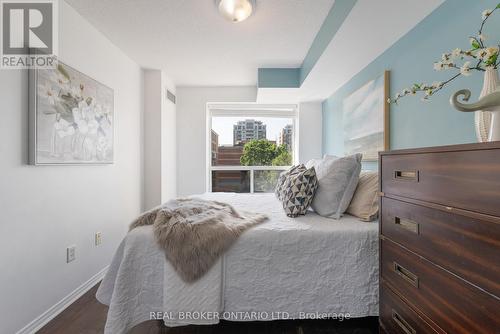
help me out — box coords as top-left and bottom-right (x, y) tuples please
(130, 198), (268, 283)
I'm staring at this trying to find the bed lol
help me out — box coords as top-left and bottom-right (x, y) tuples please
(96, 193), (379, 334)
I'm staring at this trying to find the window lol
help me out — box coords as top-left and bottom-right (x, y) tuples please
(207, 103), (298, 193)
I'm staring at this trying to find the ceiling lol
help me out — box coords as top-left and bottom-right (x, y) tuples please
(257, 0), (445, 103)
(65, 0), (335, 86)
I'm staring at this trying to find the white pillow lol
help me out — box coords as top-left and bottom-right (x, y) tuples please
(306, 156), (339, 170)
(305, 158), (322, 170)
(310, 154), (362, 219)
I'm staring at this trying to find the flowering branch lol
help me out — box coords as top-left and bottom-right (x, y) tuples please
(479, 6), (499, 42)
(389, 3), (500, 104)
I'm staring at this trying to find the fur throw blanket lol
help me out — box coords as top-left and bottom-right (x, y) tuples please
(130, 198), (268, 282)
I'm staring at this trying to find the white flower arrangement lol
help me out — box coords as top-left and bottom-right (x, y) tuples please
(390, 3), (500, 104)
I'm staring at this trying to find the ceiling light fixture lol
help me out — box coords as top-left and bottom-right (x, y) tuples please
(217, 0), (255, 23)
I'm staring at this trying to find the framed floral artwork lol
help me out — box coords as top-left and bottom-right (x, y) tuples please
(29, 61), (114, 165)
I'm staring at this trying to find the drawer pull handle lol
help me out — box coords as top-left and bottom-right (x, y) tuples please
(394, 170), (419, 182)
(392, 310), (417, 334)
(395, 217), (419, 234)
(393, 262), (419, 288)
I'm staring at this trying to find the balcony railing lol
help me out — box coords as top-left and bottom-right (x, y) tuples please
(210, 166), (290, 193)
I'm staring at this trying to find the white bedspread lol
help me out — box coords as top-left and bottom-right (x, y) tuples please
(96, 193), (379, 333)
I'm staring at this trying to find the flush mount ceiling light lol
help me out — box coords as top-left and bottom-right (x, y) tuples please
(217, 0), (255, 23)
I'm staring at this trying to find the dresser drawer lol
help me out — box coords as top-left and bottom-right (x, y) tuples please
(381, 238), (500, 334)
(380, 150), (500, 217)
(380, 282), (440, 334)
(381, 196), (500, 298)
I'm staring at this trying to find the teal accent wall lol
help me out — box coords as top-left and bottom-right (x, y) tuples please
(322, 0), (500, 163)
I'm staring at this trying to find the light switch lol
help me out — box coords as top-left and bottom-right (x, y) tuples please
(95, 232), (102, 246)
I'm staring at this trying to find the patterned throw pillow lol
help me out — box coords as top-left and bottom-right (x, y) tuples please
(280, 166), (318, 217)
(275, 164), (306, 200)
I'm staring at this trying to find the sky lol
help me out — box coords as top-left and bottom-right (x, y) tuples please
(212, 117), (293, 146)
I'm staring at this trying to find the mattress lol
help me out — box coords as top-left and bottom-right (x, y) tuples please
(97, 193), (379, 332)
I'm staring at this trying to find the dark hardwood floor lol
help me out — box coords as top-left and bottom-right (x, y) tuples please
(37, 283), (378, 334)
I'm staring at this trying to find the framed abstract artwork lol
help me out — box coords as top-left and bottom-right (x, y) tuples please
(29, 61), (114, 165)
(342, 71), (390, 161)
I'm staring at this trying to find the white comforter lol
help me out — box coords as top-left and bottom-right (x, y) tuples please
(96, 193), (379, 333)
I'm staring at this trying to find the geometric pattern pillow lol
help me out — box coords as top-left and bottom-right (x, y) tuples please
(275, 164), (306, 201)
(279, 166), (318, 217)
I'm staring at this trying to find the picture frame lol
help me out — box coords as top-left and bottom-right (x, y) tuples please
(29, 61), (114, 165)
(342, 70), (390, 161)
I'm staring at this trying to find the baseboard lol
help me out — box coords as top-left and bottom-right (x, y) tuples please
(16, 266), (109, 334)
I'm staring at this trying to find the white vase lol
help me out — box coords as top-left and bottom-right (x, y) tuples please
(475, 67), (500, 142)
(489, 109), (500, 141)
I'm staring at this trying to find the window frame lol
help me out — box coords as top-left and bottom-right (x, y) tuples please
(206, 103), (299, 193)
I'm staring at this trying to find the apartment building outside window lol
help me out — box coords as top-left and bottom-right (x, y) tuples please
(206, 103), (298, 193)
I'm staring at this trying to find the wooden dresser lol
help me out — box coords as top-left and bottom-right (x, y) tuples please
(378, 142), (500, 334)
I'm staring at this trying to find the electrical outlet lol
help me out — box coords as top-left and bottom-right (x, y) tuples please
(95, 232), (102, 246)
(67, 245), (76, 263)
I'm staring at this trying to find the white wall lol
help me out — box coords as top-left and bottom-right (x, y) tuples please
(161, 73), (177, 203)
(0, 2), (143, 333)
(298, 102), (323, 163)
(176, 87), (257, 196)
(143, 70), (162, 209)
(144, 70), (177, 210)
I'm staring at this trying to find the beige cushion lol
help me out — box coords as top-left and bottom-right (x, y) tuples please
(347, 171), (379, 221)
